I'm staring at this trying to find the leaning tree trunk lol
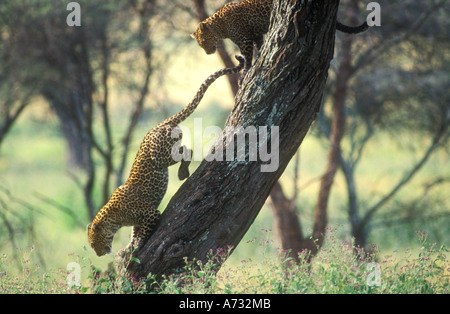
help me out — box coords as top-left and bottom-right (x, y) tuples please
(125, 0), (339, 280)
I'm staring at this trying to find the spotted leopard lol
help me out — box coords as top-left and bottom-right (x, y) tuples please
(87, 55), (245, 256)
(192, 0), (368, 77)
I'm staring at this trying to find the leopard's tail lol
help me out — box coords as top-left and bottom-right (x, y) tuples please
(163, 55), (245, 126)
(336, 21), (369, 34)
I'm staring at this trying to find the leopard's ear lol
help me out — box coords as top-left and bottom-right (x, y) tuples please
(87, 222), (98, 232)
(190, 32), (196, 39)
(199, 21), (211, 32)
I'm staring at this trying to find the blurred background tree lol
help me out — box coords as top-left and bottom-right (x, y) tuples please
(270, 0), (449, 260)
(0, 0), (222, 266)
(0, 0), (166, 220)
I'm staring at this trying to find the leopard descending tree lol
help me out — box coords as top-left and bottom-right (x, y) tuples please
(191, 0), (367, 77)
(88, 57), (245, 257)
(125, 0), (340, 280)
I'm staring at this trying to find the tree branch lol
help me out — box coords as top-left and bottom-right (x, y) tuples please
(353, 0), (446, 73)
(116, 2), (155, 186)
(357, 121), (448, 234)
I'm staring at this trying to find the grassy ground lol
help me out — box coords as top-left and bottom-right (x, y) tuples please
(0, 226), (448, 294)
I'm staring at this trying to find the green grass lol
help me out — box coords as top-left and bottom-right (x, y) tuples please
(0, 228), (448, 294)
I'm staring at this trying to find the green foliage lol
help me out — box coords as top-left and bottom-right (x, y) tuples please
(151, 230), (448, 294)
(379, 231), (449, 294)
(0, 246), (77, 294)
(3, 229), (447, 294)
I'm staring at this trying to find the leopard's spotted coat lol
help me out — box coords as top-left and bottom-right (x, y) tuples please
(87, 55), (245, 256)
(192, 0), (368, 78)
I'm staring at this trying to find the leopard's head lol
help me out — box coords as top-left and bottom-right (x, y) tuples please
(191, 22), (217, 54)
(87, 221), (113, 256)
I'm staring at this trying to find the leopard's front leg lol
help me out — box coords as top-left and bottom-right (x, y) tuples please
(131, 209), (161, 248)
(118, 207), (161, 261)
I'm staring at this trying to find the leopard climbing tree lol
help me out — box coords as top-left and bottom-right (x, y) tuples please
(125, 0), (345, 281)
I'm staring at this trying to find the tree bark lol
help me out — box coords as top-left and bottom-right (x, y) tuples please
(125, 0), (339, 280)
(270, 181), (310, 263)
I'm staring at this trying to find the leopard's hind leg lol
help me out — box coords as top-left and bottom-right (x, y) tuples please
(177, 146), (192, 180)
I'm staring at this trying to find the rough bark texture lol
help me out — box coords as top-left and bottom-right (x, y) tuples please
(125, 0), (339, 280)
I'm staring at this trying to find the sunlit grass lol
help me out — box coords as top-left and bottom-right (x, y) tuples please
(1, 227), (447, 294)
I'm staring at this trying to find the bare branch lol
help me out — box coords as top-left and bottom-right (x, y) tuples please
(353, 0), (446, 73)
(357, 121), (448, 233)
